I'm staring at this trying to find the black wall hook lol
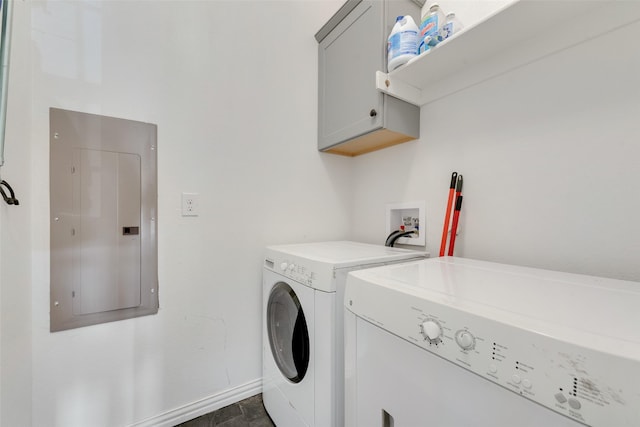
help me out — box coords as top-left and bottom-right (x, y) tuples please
(0, 180), (19, 205)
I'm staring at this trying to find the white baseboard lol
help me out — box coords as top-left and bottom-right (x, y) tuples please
(128, 378), (263, 427)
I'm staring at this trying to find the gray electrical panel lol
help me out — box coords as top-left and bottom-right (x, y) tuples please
(50, 108), (158, 332)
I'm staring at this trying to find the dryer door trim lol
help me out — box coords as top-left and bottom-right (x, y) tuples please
(266, 281), (310, 383)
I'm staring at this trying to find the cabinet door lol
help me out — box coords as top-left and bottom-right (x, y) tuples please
(318, 0), (384, 151)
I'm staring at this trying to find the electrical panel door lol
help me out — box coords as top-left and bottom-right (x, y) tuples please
(73, 149), (142, 315)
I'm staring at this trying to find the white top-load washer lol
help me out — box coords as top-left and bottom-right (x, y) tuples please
(344, 257), (640, 427)
(262, 241), (427, 427)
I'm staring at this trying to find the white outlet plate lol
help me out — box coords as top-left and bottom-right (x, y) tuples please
(181, 192), (199, 217)
(386, 201), (426, 246)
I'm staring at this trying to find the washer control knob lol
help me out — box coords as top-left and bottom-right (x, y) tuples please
(280, 262), (288, 271)
(421, 320), (442, 341)
(455, 330), (476, 350)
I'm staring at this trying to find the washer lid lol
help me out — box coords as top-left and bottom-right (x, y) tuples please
(266, 241), (426, 267)
(346, 257), (640, 359)
(265, 241), (427, 292)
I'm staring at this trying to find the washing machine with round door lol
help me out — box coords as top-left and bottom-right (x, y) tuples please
(262, 241), (427, 427)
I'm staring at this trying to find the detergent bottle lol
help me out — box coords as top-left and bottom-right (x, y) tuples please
(387, 15), (419, 71)
(419, 2), (445, 53)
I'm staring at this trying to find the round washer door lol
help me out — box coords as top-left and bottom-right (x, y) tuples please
(266, 281), (310, 383)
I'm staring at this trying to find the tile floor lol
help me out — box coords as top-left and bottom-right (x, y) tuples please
(175, 394), (275, 427)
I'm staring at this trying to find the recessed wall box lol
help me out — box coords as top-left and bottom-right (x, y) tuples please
(386, 201), (426, 246)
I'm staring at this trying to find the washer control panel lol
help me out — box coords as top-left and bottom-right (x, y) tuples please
(265, 256), (318, 287)
(346, 282), (640, 427)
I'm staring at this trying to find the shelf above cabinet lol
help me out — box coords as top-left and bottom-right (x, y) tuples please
(376, 0), (640, 107)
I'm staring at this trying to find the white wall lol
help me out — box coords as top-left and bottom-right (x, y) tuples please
(1, 0), (33, 426)
(3, 1), (640, 426)
(351, 8), (640, 282)
(1, 1), (348, 426)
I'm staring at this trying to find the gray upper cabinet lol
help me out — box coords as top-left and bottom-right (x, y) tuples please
(316, 0), (421, 156)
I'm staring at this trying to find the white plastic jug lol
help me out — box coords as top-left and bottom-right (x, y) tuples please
(387, 15), (418, 71)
